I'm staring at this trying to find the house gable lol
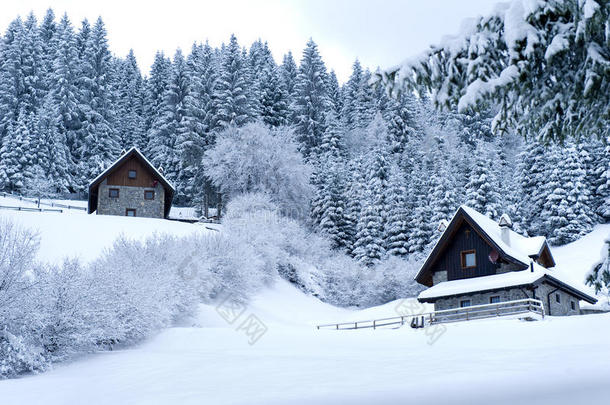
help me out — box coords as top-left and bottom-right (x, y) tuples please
(416, 207), (528, 287)
(435, 222), (502, 282)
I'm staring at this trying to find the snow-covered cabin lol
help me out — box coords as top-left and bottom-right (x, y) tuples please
(416, 206), (597, 316)
(88, 148), (175, 219)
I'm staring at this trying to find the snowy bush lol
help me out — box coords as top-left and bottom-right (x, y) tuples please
(587, 238), (610, 309)
(0, 329), (46, 378)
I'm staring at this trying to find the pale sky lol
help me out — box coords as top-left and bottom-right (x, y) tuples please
(0, 0), (499, 82)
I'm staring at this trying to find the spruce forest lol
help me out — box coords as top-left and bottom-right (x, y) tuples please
(0, 7), (608, 269)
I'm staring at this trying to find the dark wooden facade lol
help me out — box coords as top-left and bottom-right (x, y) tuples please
(106, 156), (157, 188)
(431, 222), (501, 281)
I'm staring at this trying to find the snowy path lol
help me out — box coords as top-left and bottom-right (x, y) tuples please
(1, 281), (608, 405)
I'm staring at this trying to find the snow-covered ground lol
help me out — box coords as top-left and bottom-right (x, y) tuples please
(1, 279), (608, 405)
(1, 197), (608, 404)
(0, 196), (217, 263)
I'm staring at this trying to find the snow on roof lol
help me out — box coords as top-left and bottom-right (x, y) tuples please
(88, 147), (175, 191)
(418, 262), (596, 303)
(460, 206), (547, 263)
(418, 268), (543, 300)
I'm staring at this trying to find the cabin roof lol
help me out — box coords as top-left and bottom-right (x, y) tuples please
(87, 147), (175, 217)
(417, 262), (598, 304)
(415, 205), (556, 286)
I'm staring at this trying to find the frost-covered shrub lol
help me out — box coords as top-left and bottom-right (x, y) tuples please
(203, 122), (313, 218)
(0, 329), (46, 378)
(587, 238), (610, 309)
(220, 192), (423, 307)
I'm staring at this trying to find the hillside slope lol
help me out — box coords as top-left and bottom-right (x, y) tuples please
(551, 224), (610, 304)
(0, 279), (608, 405)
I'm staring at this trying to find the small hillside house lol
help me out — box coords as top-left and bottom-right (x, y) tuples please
(88, 148), (175, 219)
(416, 206), (597, 316)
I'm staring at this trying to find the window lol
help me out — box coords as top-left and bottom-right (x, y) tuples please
(128, 170), (137, 179)
(144, 190), (155, 200)
(108, 188), (119, 198)
(126, 208), (136, 217)
(461, 250), (476, 268)
(571, 301), (576, 311)
(555, 293), (561, 303)
(460, 299), (471, 308)
(490, 296), (501, 304)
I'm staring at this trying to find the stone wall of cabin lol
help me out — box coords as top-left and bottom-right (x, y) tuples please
(534, 282), (581, 316)
(433, 288), (530, 311)
(97, 179), (165, 218)
(432, 270), (448, 284)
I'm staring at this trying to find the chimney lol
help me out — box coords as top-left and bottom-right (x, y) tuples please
(498, 213), (512, 246)
(437, 219), (449, 233)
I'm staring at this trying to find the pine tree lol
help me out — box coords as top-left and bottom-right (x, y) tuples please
(343, 157), (366, 253)
(353, 191), (386, 266)
(319, 112), (345, 158)
(543, 144), (595, 245)
(465, 140), (501, 219)
(20, 13), (44, 116)
(279, 51), (297, 99)
(176, 42), (218, 203)
(0, 112), (33, 192)
(517, 140), (550, 235)
(291, 39), (330, 158)
(115, 50), (145, 149)
(342, 60), (375, 130)
(214, 34), (251, 129)
(353, 144), (391, 264)
(0, 18), (24, 143)
(143, 52), (172, 154)
(383, 92), (418, 153)
(385, 165), (410, 256)
(39, 8), (57, 95)
(76, 17), (119, 188)
(383, 0), (610, 142)
(148, 49), (189, 188)
(315, 158), (350, 250)
(327, 70), (342, 114)
(259, 64), (289, 127)
(35, 95), (72, 192)
(50, 13), (81, 188)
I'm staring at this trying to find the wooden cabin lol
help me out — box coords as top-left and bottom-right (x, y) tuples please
(88, 148), (175, 219)
(416, 206), (597, 316)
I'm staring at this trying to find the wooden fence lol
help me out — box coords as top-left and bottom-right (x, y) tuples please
(316, 298), (545, 331)
(0, 205), (63, 213)
(0, 192), (86, 211)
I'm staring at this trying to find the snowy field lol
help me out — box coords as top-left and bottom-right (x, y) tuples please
(1, 280), (609, 405)
(0, 198), (608, 404)
(0, 196), (218, 263)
